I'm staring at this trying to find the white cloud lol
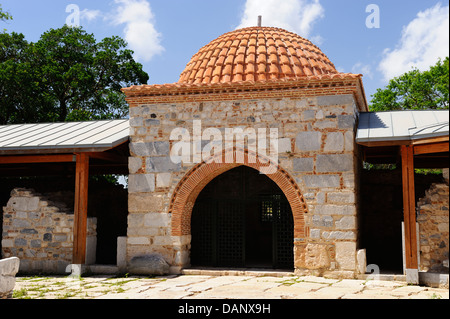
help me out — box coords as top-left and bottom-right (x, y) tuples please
(111, 0), (164, 62)
(378, 3), (449, 81)
(80, 9), (101, 22)
(237, 0), (324, 38)
(352, 62), (373, 79)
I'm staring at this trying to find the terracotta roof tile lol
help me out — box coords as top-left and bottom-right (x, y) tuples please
(179, 26), (341, 85)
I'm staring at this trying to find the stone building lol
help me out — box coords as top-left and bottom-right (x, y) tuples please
(1, 25), (448, 284)
(122, 26), (368, 278)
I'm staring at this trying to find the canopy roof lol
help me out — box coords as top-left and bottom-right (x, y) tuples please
(356, 110), (449, 146)
(0, 119), (130, 177)
(0, 119), (129, 155)
(356, 110), (449, 168)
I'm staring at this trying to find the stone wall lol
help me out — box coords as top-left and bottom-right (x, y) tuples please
(2, 188), (97, 274)
(127, 93), (361, 277)
(417, 182), (449, 273)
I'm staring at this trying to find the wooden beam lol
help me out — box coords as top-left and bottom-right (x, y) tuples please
(413, 141), (449, 155)
(357, 140), (411, 148)
(87, 151), (127, 163)
(72, 153), (89, 265)
(412, 135), (449, 145)
(401, 145), (418, 272)
(0, 154), (75, 164)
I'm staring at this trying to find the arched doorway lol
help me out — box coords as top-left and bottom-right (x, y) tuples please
(190, 166), (294, 269)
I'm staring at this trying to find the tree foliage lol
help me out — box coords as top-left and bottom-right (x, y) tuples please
(0, 25), (149, 124)
(0, 4), (12, 22)
(369, 57), (449, 111)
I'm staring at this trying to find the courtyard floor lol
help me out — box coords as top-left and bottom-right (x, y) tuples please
(11, 273), (449, 300)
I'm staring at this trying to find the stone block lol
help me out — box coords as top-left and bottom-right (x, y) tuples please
(277, 138), (292, 153)
(129, 193), (163, 212)
(310, 229), (321, 238)
(0, 257), (20, 298)
(344, 131), (354, 151)
(313, 120), (337, 130)
(357, 249), (367, 274)
(317, 94), (354, 106)
(342, 173), (356, 188)
(327, 192), (355, 204)
(324, 132), (344, 152)
(14, 238), (27, 246)
(146, 157), (181, 173)
(12, 218), (31, 228)
(315, 205), (356, 216)
(302, 110), (316, 121)
(7, 196), (40, 212)
(128, 174), (155, 193)
(156, 173), (172, 188)
(127, 214), (144, 228)
(0, 276), (16, 296)
(312, 215), (334, 227)
(130, 142), (170, 157)
(129, 117), (143, 127)
(316, 154), (353, 172)
(335, 216), (356, 229)
(145, 119), (160, 126)
(336, 242), (356, 271)
(322, 231), (356, 240)
(338, 115), (355, 129)
(295, 132), (322, 151)
(129, 254), (170, 275)
(117, 237), (127, 271)
(174, 250), (190, 266)
(301, 175), (340, 188)
(0, 257), (20, 276)
(296, 244), (331, 270)
(129, 157), (143, 174)
(128, 237), (150, 245)
(1, 239), (13, 248)
(293, 158), (314, 172)
(144, 213), (170, 228)
(86, 236), (97, 265)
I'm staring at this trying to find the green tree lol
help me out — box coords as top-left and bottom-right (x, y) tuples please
(1, 4), (12, 32)
(369, 57), (449, 111)
(0, 25), (149, 124)
(0, 4), (12, 22)
(0, 32), (56, 124)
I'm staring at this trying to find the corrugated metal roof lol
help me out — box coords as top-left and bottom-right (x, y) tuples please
(356, 110), (449, 144)
(0, 119), (130, 154)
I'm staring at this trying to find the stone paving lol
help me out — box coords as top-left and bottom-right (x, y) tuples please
(11, 273), (449, 300)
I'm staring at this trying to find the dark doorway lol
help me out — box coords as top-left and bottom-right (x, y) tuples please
(360, 169), (444, 274)
(190, 166), (294, 269)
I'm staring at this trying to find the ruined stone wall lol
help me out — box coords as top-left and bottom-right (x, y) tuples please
(127, 92), (361, 277)
(1, 188), (97, 274)
(417, 182), (449, 273)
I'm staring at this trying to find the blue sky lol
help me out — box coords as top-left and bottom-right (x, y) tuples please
(1, 0), (449, 102)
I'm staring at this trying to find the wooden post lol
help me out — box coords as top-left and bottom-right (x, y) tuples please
(73, 153), (89, 265)
(401, 145), (418, 283)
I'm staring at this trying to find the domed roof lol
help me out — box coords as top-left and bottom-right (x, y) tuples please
(178, 27), (339, 85)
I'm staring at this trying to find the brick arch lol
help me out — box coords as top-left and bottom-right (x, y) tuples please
(169, 147), (308, 238)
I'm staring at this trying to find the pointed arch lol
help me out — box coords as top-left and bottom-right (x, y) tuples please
(169, 147), (308, 238)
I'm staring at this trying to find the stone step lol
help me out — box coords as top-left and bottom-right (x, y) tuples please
(182, 268), (295, 277)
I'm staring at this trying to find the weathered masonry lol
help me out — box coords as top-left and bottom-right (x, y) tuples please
(1, 120), (129, 269)
(122, 27), (368, 278)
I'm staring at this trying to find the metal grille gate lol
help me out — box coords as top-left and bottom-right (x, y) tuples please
(191, 194), (294, 269)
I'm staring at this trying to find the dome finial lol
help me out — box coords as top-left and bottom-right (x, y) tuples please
(258, 16), (262, 27)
